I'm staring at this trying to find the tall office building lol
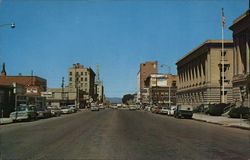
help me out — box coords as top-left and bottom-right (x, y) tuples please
(137, 61), (158, 103)
(68, 63), (96, 100)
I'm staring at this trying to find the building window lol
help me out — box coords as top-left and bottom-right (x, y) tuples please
(85, 72), (87, 76)
(69, 77), (72, 81)
(85, 83), (87, 87)
(85, 78), (88, 81)
(221, 51), (227, 57)
(172, 81), (177, 87)
(69, 72), (72, 76)
(81, 72), (83, 75)
(81, 77), (83, 81)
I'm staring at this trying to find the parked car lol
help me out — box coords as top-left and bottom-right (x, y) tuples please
(155, 107), (162, 114)
(36, 107), (52, 118)
(129, 105), (137, 111)
(48, 107), (61, 117)
(60, 106), (72, 114)
(99, 105), (105, 109)
(174, 105), (193, 119)
(68, 105), (77, 113)
(160, 106), (169, 114)
(91, 106), (99, 111)
(168, 105), (177, 116)
(144, 106), (151, 111)
(9, 105), (38, 121)
(151, 106), (158, 113)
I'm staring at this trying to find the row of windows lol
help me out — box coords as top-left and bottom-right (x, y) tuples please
(69, 77), (88, 81)
(69, 71), (88, 76)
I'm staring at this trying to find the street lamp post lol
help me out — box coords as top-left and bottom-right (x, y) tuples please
(161, 64), (171, 107)
(1, 22), (15, 118)
(0, 23), (15, 28)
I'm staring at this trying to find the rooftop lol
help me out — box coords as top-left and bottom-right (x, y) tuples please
(176, 39), (233, 64)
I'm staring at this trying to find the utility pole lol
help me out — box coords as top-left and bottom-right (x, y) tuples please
(61, 77), (64, 105)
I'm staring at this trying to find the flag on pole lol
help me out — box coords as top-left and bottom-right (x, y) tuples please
(222, 8), (225, 27)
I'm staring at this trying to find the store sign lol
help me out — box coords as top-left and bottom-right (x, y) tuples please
(41, 92), (52, 97)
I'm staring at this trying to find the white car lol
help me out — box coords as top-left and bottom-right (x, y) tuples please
(161, 107), (169, 114)
(168, 105), (177, 116)
(60, 106), (72, 114)
(129, 105), (137, 111)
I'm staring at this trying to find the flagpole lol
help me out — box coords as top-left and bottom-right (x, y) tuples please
(221, 8), (225, 103)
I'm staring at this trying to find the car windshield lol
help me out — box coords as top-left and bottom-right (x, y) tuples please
(16, 106), (28, 111)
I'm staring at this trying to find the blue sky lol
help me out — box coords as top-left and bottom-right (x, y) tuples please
(0, 0), (248, 97)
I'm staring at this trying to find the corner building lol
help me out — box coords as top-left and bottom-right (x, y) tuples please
(176, 40), (234, 107)
(229, 9), (250, 106)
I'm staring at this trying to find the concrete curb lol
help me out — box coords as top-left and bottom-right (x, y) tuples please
(193, 118), (250, 130)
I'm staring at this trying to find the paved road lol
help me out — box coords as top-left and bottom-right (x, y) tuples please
(0, 109), (249, 160)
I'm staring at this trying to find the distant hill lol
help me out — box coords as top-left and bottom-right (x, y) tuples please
(107, 97), (122, 104)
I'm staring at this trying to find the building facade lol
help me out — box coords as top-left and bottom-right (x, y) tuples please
(176, 40), (234, 107)
(68, 63), (96, 101)
(46, 87), (85, 108)
(229, 9), (250, 106)
(137, 61), (158, 103)
(145, 73), (177, 105)
(96, 85), (104, 103)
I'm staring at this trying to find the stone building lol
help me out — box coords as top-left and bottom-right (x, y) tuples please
(145, 73), (177, 105)
(229, 9), (250, 106)
(176, 40), (234, 107)
(68, 63), (96, 101)
(137, 61), (158, 103)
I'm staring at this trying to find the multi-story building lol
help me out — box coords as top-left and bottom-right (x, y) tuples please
(229, 9), (250, 106)
(96, 85), (104, 103)
(145, 73), (177, 105)
(137, 61), (158, 103)
(176, 40), (234, 107)
(46, 87), (84, 108)
(68, 63), (96, 101)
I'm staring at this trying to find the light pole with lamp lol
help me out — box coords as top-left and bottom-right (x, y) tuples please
(0, 23), (15, 28)
(161, 64), (171, 107)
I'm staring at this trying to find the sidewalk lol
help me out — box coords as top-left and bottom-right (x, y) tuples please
(193, 113), (250, 130)
(0, 118), (13, 125)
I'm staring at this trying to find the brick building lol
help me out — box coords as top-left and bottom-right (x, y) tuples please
(145, 73), (177, 105)
(137, 61), (158, 103)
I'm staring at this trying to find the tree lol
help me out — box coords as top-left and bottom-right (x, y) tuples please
(122, 94), (134, 105)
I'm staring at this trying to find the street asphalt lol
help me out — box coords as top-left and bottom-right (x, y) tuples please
(0, 109), (249, 160)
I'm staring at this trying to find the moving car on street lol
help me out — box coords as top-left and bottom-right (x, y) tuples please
(9, 105), (38, 121)
(174, 105), (193, 119)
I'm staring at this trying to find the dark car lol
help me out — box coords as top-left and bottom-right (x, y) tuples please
(36, 107), (52, 118)
(174, 105), (193, 119)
